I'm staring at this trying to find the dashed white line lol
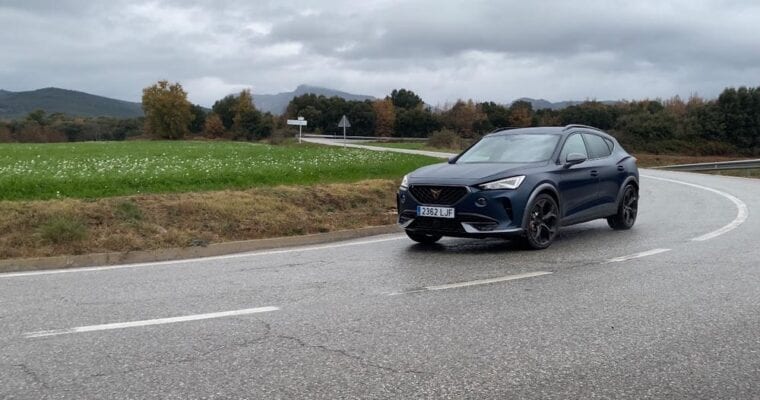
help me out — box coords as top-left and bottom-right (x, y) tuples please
(388, 271), (552, 295)
(24, 306), (280, 338)
(607, 248), (672, 263)
(642, 174), (749, 241)
(0, 235), (405, 278)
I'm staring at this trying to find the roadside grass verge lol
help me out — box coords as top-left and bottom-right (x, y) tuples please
(0, 141), (438, 201)
(633, 153), (753, 168)
(363, 141), (462, 153)
(0, 180), (401, 260)
(705, 169), (760, 179)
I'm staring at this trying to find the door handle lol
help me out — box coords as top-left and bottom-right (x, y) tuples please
(590, 170), (598, 177)
(617, 165), (625, 172)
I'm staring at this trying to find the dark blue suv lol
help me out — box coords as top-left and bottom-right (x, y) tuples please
(397, 125), (639, 249)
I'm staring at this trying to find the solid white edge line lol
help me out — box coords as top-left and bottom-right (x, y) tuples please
(607, 248), (671, 263)
(24, 306), (280, 338)
(0, 235), (405, 278)
(388, 271), (552, 295)
(642, 174), (749, 241)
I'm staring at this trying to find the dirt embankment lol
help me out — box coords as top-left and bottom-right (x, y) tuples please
(0, 180), (399, 260)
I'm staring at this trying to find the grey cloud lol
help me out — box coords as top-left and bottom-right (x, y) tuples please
(1, 0), (759, 106)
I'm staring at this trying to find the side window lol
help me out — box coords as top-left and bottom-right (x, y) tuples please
(583, 134), (612, 159)
(604, 138), (615, 153)
(560, 134), (587, 163)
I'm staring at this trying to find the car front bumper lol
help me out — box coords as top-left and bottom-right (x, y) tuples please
(397, 184), (526, 238)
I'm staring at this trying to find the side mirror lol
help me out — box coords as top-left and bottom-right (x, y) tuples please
(564, 153), (587, 168)
(447, 156), (457, 164)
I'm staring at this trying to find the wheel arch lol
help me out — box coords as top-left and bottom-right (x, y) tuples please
(615, 175), (639, 205)
(521, 183), (561, 229)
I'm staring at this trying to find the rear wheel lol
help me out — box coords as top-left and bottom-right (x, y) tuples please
(521, 194), (560, 250)
(607, 184), (638, 230)
(405, 230), (442, 244)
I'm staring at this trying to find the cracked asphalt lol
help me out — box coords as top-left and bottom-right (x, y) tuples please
(1, 169), (759, 399)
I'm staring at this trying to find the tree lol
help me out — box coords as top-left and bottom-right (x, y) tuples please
(479, 101), (510, 130)
(442, 99), (487, 137)
(26, 109), (47, 125)
(372, 99), (395, 136)
(141, 80), (192, 139)
(509, 100), (533, 127)
(189, 104), (207, 134)
(395, 108), (441, 137)
(203, 113), (226, 138)
(232, 89), (261, 140)
(389, 89), (423, 110)
(211, 95), (237, 130)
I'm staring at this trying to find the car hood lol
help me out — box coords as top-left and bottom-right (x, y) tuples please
(408, 162), (548, 185)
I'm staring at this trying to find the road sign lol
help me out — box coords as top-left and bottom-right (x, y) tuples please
(287, 117), (308, 143)
(338, 115), (350, 146)
(286, 119), (307, 126)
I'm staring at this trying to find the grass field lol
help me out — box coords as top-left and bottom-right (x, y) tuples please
(0, 141), (439, 201)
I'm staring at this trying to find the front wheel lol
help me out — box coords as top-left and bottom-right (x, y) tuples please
(521, 193), (560, 250)
(405, 230), (442, 244)
(607, 184), (638, 230)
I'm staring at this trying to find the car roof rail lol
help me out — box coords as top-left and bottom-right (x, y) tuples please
(562, 124), (605, 132)
(491, 126), (521, 133)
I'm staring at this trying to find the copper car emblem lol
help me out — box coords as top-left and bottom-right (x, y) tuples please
(430, 188), (442, 199)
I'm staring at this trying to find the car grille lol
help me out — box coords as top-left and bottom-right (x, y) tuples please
(409, 185), (468, 205)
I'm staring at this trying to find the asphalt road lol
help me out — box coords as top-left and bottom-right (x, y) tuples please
(1, 169), (759, 399)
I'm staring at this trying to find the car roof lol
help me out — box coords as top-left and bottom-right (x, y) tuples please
(486, 125), (615, 140)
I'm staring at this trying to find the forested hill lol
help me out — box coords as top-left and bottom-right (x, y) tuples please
(0, 88), (144, 119)
(253, 84), (375, 114)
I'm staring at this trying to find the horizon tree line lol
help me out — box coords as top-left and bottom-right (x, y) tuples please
(1, 81), (760, 156)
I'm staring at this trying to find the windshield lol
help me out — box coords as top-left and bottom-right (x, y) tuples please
(456, 133), (561, 163)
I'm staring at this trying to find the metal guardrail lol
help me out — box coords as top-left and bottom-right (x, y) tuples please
(301, 134), (427, 142)
(655, 159), (760, 171)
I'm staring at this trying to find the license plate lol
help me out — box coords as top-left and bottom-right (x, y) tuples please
(417, 206), (455, 219)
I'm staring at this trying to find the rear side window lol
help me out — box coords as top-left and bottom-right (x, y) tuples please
(583, 133), (612, 159)
(559, 134), (587, 163)
(604, 138), (615, 152)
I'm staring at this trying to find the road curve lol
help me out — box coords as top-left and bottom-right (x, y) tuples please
(1, 170), (759, 399)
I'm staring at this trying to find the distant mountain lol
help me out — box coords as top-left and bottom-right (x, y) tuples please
(0, 87), (143, 119)
(254, 84), (375, 115)
(515, 97), (618, 110)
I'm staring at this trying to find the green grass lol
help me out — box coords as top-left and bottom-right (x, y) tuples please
(0, 141), (439, 201)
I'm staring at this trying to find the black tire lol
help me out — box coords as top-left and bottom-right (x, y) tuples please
(607, 184), (638, 230)
(521, 193), (560, 250)
(405, 230), (442, 244)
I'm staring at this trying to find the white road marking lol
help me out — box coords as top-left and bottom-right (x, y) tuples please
(24, 306), (279, 338)
(0, 235), (405, 279)
(388, 271), (552, 295)
(642, 175), (749, 241)
(607, 248), (671, 263)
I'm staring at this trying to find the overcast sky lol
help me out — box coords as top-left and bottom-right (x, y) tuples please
(2, 0), (759, 107)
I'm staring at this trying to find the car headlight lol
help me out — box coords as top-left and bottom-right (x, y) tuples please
(479, 175), (525, 190)
(400, 174), (409, 189)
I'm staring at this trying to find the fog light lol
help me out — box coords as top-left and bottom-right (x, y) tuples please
(400, 193), (407, 204)
(475, 197), (487, 207)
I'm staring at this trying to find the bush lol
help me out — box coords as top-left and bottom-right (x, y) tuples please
(427, 129), (462, 149)
(269, 129), (291, 145)
(115, 200), (143, 222)
(38, 216), (87, 244)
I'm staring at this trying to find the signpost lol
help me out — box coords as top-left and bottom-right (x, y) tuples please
(287, 116), (307, 143)
(338, 115), (351, 146)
